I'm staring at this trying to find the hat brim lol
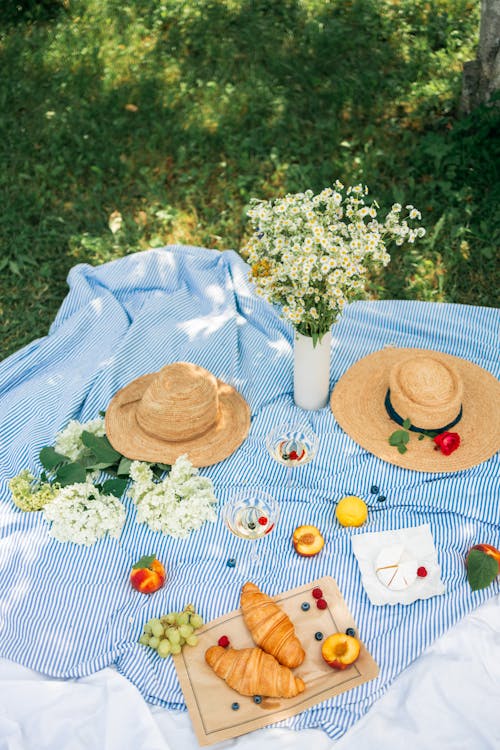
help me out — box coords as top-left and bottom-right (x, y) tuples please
(330, 348), (500, 472)
(105, 373), (251, 468)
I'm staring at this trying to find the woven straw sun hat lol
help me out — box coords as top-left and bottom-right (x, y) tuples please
(105, 362), (251, 467)
(330, 348), (500, 472)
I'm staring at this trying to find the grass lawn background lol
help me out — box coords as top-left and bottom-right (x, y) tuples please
(1, 0), (499, 361)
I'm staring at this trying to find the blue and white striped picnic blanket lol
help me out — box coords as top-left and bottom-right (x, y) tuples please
(0, 245), (498, 740)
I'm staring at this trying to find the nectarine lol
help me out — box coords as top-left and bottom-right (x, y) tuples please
(292, 525), (325, 557)
(321, 633), (360, 670)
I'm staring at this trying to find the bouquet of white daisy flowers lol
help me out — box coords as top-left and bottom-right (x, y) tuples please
(242, 181), (425, 410)
(243, 180), (425, 344)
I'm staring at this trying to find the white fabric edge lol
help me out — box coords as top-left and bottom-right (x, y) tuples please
(1, 596), (498, 750)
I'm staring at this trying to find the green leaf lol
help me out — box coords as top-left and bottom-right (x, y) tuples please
(132, 554), (156, 570)
(39, 446), (69, 470)
(80, 432), (122, 463)
(100, 477), (128, 498)
(55, 462), (87, 487)
(117, 457), (133, 476)
(397, 444), (408, 454)
(466, 549), (499, 591)
(85, 459), (118, 471)
(389, 429), (410, 446)
(418, 434), (425, 441)
(9, 260), (21, 276)
(402, 418), (411, 430)
(154, 462), (171, 472)
(98, 410), (106, 418)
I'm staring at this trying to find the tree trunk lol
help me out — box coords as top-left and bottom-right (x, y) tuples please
(461, 0), (500, 113)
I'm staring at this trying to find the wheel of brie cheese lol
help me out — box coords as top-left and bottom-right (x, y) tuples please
(375, 544), (418, 591)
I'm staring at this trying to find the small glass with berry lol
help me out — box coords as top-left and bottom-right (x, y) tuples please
(222, 489), (279, 577)
(266, 422), (318, 487)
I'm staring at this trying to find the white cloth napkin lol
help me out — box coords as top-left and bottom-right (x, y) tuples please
(351, 524), (446, 605)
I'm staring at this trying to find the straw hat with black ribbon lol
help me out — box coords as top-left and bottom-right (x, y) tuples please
(105, 362), (251, 467)
(330, 348), (500, 472)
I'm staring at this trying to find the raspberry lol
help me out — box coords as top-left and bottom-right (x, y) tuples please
(218, 635), (230, 648)
(312, 587), (323, 599)
(417, 566), (428, 578)
(316, 598), (328, 610)
(258, 516), (268, 525)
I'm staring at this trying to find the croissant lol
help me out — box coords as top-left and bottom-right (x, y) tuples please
(240, 582), (305, 668)
(205, 646), (305, 698)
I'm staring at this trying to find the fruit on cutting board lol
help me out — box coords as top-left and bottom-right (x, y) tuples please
(321, 633), (361, 670)
(205, 645), (305, 698)
(335, 496), (367, 527)
(292, 525), (325, 556)
(130, 554), (166, 593)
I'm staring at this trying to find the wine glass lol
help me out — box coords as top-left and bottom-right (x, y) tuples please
(222, 489), (279, 578)
(266, 422), (319, 487)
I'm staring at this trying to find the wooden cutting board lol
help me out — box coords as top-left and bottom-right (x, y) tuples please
(173, 576), (379, 745)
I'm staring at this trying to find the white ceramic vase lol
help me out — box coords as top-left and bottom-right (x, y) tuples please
(293, 330), (332, 410)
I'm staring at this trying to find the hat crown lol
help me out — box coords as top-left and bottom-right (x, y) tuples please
(136, 362), (219, 442)
(389, 355), (463, 430)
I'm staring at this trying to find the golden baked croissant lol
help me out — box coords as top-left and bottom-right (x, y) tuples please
(240, 582), (305, 668)
(205, 645), (305, 698)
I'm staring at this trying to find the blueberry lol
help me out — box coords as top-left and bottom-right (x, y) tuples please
(346, 627), (356, 637)
(253, 695), (262, 704)
(377, 495), (386, 503)
(370, 485), (379, 494)
(314, 631), (324, 641)
(231, 702), (240, 711)
(247, 522), (256, 530)
(226, 558), (236, 568)
(301, 602), (310, 611)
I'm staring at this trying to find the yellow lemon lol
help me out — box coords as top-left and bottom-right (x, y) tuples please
(335, 496), (368, 527)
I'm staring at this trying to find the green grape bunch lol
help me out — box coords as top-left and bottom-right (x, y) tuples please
(138, 604), (204, 658)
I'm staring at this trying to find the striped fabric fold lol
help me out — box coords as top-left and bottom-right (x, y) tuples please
(0, 245), (498, 740)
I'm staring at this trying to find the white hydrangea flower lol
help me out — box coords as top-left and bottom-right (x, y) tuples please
(128, 454), (218, 538)
(9, 470), (57, 512)
(54, 417), (106, 461)
(43, 482), (126, 545)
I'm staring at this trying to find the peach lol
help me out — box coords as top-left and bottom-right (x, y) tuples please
(292, 525), (325, 557)
(466, 544), (500, 591)
(321, 633), (360, 670)
(130, 555), (166, 594)
(470, 544), (500, 568)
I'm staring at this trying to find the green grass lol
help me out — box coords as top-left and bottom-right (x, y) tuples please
(1, 0), (499, 360)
